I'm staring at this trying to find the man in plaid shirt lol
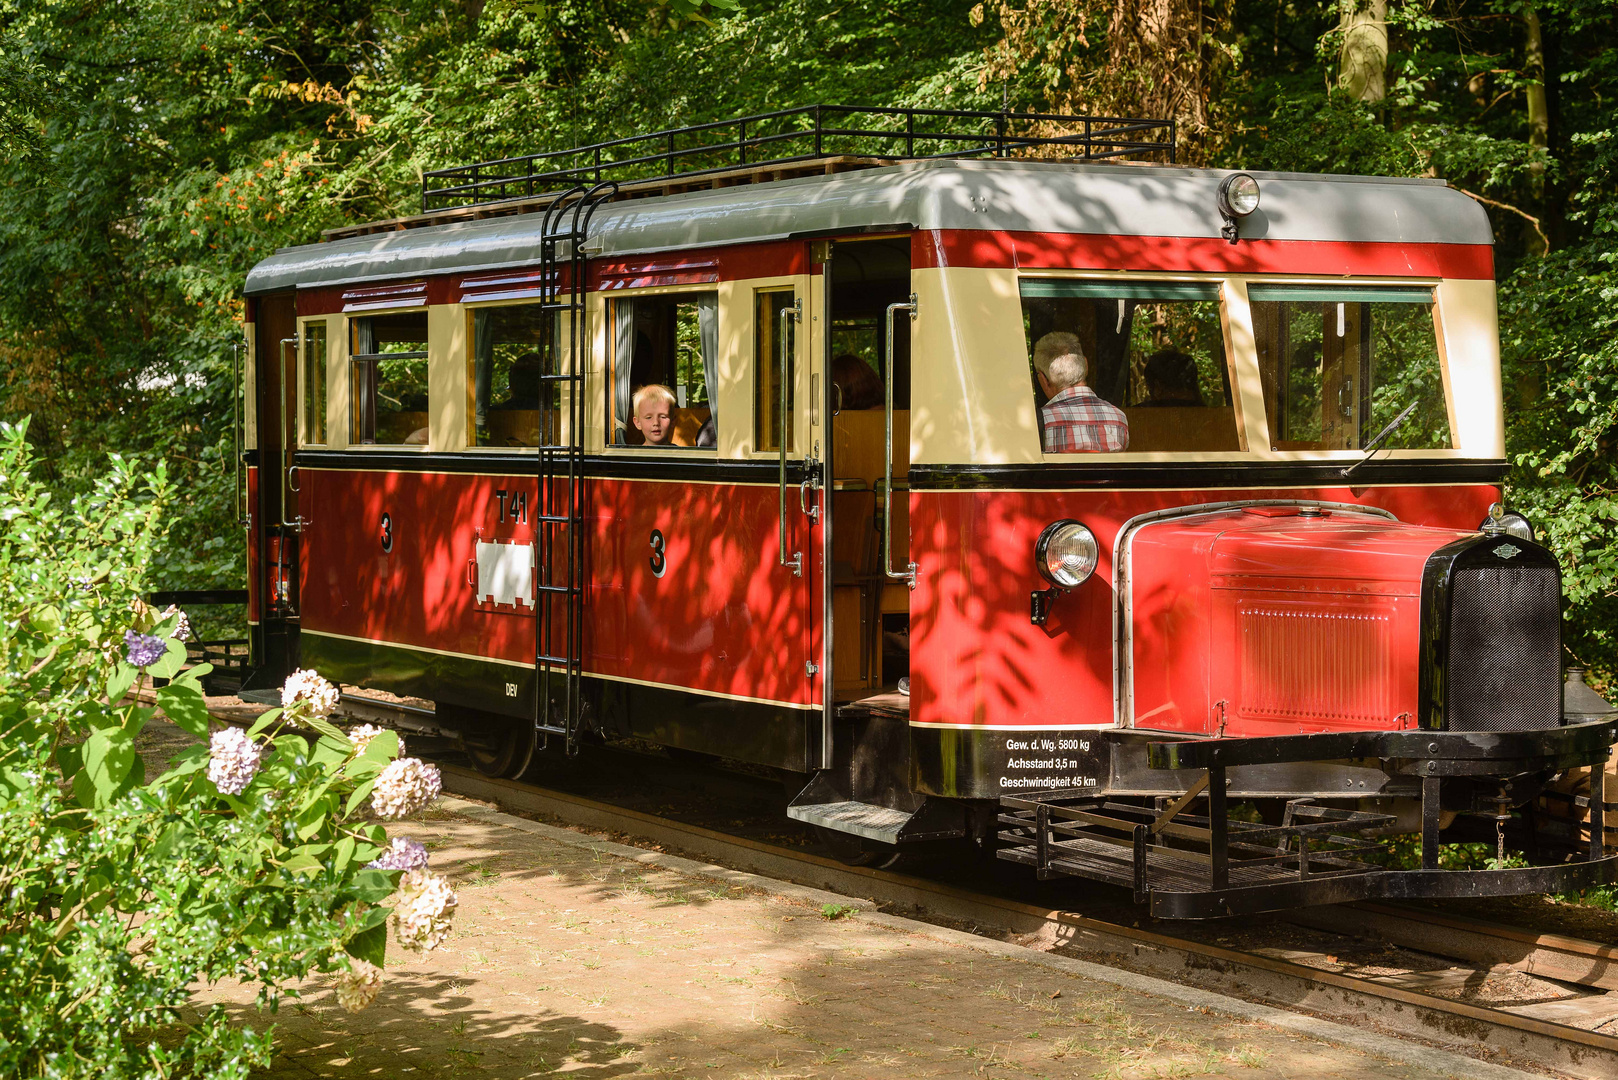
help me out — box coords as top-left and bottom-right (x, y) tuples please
(1033, 332), (1129, 453)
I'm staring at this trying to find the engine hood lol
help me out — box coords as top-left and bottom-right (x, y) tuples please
(1126, 505), (1475, 738)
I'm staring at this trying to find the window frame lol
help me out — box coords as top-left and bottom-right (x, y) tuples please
(345, 306), (432, 452)
(601, 282), (723, 458)
(463, 297), (566, 453)
(296, 315), (331, 449)
(1014, 270), (1468, 463)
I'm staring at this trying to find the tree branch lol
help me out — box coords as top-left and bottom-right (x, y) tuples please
(1454, 186), (1549, 254)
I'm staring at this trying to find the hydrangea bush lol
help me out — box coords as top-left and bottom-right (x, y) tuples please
(0, 420), (455, 1078)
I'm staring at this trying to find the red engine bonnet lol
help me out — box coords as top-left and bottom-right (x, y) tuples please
(1127, 506), (1472, 737)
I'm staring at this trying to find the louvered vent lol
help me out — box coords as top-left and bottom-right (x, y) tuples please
(1239, 603), (1394, 724)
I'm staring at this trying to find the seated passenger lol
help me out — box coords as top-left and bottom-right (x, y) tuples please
(631, 383), (676, 446)
(1139, 350), (1203, 407)
(1033, 332), (1129, 453)
(492, 352), (543, 409)
(832, 353), (883, 411)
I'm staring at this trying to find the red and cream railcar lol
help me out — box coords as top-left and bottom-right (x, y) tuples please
(240, 110), (1617, 916)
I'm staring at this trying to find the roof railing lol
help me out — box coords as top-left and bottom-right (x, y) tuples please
(421, 104), (1175, 212)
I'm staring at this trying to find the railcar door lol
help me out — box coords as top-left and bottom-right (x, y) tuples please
(244, 291), (300, 687)
(822, 237), (913, 726)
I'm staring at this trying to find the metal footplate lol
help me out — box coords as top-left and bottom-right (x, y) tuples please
(997, 787), (1397, 919)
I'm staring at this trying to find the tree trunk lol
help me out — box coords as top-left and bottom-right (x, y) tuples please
(1523, 6), (1549, 156)
(1338, 0), (1387, 103)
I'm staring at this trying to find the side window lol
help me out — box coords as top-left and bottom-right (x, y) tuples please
(1019, 280), (1235, 454)
(608, 292), (717, 448)
(350, 312), (428, 446)
(1249, 286), (1450, 451)
(300, 320), (327, 446)
(754, 288), (796, 453)
(470, 304), (550, 448)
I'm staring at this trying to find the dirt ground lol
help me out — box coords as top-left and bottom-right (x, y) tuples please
(185, 797), (1528, 1080)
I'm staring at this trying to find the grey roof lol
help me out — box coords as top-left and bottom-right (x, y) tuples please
(244, 159), (1493, 296)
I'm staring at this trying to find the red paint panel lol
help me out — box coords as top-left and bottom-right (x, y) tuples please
(908, 483), (1496, 733)
(913, 229), (1495, 280)
(294, 469), (820, 707)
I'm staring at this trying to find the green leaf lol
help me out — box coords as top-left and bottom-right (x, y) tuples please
(345, 920), (388, 967)
(280, 853), (323, 877)
(333, 835), (357, 875)
(344, 778), (376, 816)
(106, 663), (138, 705)
(157, 681), (211, 739)
(82, 728), (135, 807)
(311, 734), (351, 768)
(172, 661), (213, 686)
(350, 868), (397, 903)
(148, 637), (188, 680)
(299, 713), (349, 742)
(345, 730), (398, 780)
(247, 706), (284, 736)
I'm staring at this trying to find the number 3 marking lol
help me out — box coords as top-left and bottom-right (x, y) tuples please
(649, 529), (667, 578)
(380, 512), (394, 554)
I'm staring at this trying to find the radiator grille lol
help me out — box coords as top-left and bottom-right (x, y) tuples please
(1446, 565), (1560, 731)
(1239, 604), (1393, 723)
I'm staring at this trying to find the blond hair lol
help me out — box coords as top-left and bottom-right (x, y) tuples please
(632, 383), (675, 412)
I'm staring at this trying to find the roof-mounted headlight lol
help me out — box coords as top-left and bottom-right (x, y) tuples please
(1480, 502), (1534, 542)
(1035, 520), (1099, 589)
(1217, 173), (1260, 244)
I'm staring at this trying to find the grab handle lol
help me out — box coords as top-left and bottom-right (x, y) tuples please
(777, 297), (803, 577)
(883, 296), (918, 589)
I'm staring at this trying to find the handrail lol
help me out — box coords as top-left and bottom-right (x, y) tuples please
(422, 104), (1175, 211)
(777, 297), (803, 577)
(883, 297), (918, 590)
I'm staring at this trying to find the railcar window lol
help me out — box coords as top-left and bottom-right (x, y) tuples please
(1019, 280), (1238, 454)
(470, 304), (555, 448)
(350, 312), (429, 446)
(301, 320), (327, 446)
(1249, 286), (1451, 451)
(608, 292), (717, 448)
(755, 289), (796, 453)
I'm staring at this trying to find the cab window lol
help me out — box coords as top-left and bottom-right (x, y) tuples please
(300, 319), (327, 446)
(1250, 285), (1451, 451)
(608, 292), (717, 448)
(1020, 280), (1238, 453)
(351, 311), (428, 446)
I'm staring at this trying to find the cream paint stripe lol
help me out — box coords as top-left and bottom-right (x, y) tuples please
(588, 669), (817, 711)
(302, 627), (534, 668)
(300, 628), (815, 711)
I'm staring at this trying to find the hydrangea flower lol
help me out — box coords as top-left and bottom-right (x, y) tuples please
(367, 837), (430, 871)
(370, 758), (442, 820)
(207, 727), (264, 795)
(390, 869), (457, 953)
(160, 604), (192, 642)
(282, 668), (340, 718)
(124, 629), (167, 669)
(333, 958), (384, 1012)
(348, 723), (402, 755)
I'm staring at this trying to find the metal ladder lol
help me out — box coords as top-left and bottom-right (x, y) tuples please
(534, 182), (616, 755)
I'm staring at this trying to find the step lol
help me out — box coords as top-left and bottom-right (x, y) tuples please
(788, 800), (913, 844)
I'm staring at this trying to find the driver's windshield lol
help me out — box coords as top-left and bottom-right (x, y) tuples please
(1249, 285), (1452, 451)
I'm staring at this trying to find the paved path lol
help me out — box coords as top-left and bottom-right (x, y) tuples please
(187, 796), (1546, 1080)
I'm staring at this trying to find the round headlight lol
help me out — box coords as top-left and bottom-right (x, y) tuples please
(1035, 520), (1099, 589)
(1480, 502), (1534, 541)
(1218, 172), (1261, 218)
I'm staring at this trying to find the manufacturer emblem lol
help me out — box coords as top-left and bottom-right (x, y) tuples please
(1492, 543), (1520, 560)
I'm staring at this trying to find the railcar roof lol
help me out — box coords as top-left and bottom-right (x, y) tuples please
(243, 158), (1491, 296)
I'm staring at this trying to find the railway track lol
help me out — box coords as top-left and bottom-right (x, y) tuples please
(208, 691), (1618, 1079)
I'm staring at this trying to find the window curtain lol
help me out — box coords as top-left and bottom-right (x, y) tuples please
(472, 309), (493, 429)
(696, 294), (718, 408)
(613, 299), (635, 444)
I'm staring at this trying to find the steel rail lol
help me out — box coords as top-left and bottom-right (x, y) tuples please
(433, 763), (1618, 1080)
(178, 689), (1618, 1078)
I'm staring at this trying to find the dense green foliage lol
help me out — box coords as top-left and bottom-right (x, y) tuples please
(0, 420), (447, 1077)
(0, 0), (1612, 678)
